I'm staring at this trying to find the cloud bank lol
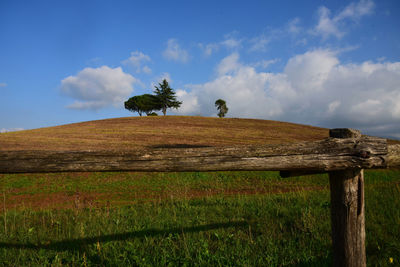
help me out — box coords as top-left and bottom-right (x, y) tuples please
(175, 50), (400, 138)
(61, 66), (136, 110)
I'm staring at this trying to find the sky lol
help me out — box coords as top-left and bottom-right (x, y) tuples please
(1, 0), (400, 139)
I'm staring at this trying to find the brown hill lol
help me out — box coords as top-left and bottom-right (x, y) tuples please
(0, 116), (330, 151)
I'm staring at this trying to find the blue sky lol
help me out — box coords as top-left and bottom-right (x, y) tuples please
(1, 0), (400, 139)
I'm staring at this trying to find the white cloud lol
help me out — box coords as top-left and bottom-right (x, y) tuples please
(122, 51), (152, 74)
(0, 128), (24, 133)
(216, 53), (241, 76)
(221, 38), (242, 49)
(199, 33), (242, 56)
(142, 66), (152, 74)
(249, 35), (270, 52)
(252, 59), (279, 69)
(175, 89), (200, 115)
(199, 43), (219, 57)
(61, 66), (137, 110)
(284, 49), (339, 92)
(335, 0), (374, 21)
(248, 18), (304, 52)
(221, 32), (243, 50)
(314, 0), (374, 39)
(315, 6), (344, 39)
(0, 83), (7, 87)
(287, 18), (302, 34)
(86, 57), (102, 66)
(328, 101), (341, 114)
(173, 50), (400, 138)
(163, 39), (189, 63)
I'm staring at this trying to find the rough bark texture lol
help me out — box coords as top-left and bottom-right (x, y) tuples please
(0, 136), (388, 173)
(329, 129), (366, 267)
(388, 144), (400, 168)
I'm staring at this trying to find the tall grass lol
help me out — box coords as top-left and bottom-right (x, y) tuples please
(0, 170), (399, 266)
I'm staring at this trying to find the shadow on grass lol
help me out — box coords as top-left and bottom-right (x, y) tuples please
(0, 221), (248, 252)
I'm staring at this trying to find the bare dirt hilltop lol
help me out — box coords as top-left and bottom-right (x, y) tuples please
(0, 116), (329, 151)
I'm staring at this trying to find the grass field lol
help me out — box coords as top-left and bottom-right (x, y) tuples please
(0, 116), (399, 266)
(0, 170), (399, 266)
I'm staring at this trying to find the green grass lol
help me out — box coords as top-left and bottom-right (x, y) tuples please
(0, 170), (399, 266)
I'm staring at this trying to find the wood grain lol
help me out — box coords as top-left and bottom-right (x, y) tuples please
(328, 128), (366, 267)
(0, 136), (388, 173)
(388, 144), (400, 168)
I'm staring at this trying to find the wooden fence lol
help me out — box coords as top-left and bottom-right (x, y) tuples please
(1, 128), (400, 267)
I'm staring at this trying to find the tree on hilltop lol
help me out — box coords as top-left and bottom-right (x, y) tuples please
(124, 94), (162, 116)
(215, 99), (228, 118)
(154, 79), (182, 116)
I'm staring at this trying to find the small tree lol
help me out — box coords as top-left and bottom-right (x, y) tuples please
(154, 79), (182, 116)
(215, 99), (228, 118)
(125, 94), (162, 116)
(125, 95), (142, 116)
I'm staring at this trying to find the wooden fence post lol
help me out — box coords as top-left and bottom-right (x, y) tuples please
(329, 129), (366, 267)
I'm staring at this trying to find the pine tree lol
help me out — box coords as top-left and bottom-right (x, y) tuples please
(154, 79), (182, 116)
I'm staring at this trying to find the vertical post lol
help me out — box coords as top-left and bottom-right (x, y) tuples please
(329, 129), (366, 267)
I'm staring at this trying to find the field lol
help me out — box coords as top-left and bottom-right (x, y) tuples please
(0, 116), (331, 151)
(1, 116), (399, 266)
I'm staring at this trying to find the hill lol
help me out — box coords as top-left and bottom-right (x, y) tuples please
(0, 116), (329, 151)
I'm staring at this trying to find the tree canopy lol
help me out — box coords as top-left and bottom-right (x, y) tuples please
(215, 99), (228, 118)
(124, 94), (162, 116)
(154, 79), (182, 116)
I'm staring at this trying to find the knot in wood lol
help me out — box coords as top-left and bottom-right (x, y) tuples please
(357, 149), (371, 159)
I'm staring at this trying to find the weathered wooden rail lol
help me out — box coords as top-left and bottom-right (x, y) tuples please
(1, 128), (399, 267)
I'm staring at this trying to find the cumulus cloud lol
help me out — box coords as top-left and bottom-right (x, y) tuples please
(61, 66), (137, 110)
(216, 53), (242, 76)
(0, 83), (7, 87)
(163, 39), (189, 63)
(0, 128), (24, 133)
(122, 51), (152, 74)
(175, 89), (200, 115)
(173, 50), (400, 138)
(314, 0), (374, 39)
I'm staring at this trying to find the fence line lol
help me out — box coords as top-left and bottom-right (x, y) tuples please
(1, 128), (400, 267)
(0, 136), (398, 174)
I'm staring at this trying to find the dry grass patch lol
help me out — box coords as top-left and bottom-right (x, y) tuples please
(0, 116), (329, 151)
